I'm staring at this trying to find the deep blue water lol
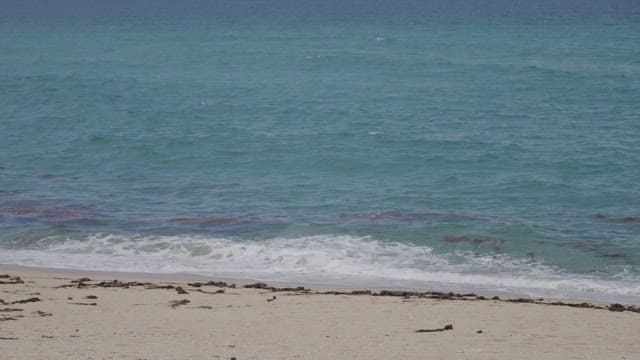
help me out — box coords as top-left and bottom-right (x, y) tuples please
(1, 0), (639, 302)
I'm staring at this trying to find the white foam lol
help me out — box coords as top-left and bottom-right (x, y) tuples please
(1, 233), (639, 303)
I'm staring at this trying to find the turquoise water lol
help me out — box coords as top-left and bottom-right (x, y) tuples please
(1, 0), (639, 302)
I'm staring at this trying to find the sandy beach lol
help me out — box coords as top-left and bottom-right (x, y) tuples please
(1, 264), (638, 360)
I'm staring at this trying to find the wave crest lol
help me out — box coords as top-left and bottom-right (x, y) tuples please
(2, 233), (639, 303)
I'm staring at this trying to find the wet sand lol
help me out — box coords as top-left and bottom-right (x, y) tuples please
(1, 264), (638, 359)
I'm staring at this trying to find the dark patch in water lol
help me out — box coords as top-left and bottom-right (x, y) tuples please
(343, 211), (428, 221)
(617, 217), (640, 223)
(593, 214), (640, 224)
(122, 176), (145, 183)
(168, 215), (240, 226)
(598, 253), (626, 259)
(571, 241), (600, 252)
(0, 190), (22, 200)
(570, 241), (627, 260)
(343, 211), (507, 224)
(442, 235), (503, 248)
(1, 203), (102, 222)
(38, 174), (57, 180)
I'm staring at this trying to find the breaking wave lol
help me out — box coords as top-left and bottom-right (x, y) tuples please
(1, 233), (638, 303)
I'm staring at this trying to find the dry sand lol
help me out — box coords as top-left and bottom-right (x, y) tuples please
(1, 264), (638, 360)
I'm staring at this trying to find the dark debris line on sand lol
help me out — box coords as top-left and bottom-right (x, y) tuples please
(0, 275), (24, 285)
(169, 299), (190, 308)
(0, 308), (24, 312)
(9, 297), (41, 305)
(35, 276), (640, 314)
(416, 324), (453, 333)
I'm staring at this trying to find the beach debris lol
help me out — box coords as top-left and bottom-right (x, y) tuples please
(477, 330), (483, 334)
(0, 308), (23, 312)
(57, 278), (231, 296)
(146, 284), (177, 290)
(34, 310), (52, 317)
(85, 295), (98, 299)
(198, 305), (213, 309)
(11, 297), (40, 304)
(0, 275), (24, 285)
(95, 280), (145, 288)
(169, 299), (190, 308)
(193, 288), (225, 294)
(41, 335), (54, 339)
(189, 281), (235, 288)
(320, 289), (640, 313)
(267, 296), (277, 302)
(349, 290), (373, 295)
(0, 337), (19, 340)
(507, 298), (536, 304)
(47, 277), (640, 315)
(272, 286), (306, 292)
(0, 315), (23, 321)
(607, 303), (626, 312)
(244, 283), (305, 292)
(416, 324), (453, 333)
(244, 282), (271, 289)
(69, 302), (97, 306)
(548, 301), (600, 310)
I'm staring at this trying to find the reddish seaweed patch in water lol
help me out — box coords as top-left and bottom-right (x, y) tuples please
(1, 203), (102, 222)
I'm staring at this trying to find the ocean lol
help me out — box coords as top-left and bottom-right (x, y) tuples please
(1, 0), (639, 303)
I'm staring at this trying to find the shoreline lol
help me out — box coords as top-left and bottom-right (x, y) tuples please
(2, 263), (637, 311)
(2, 262), (638, 306)
(2, 264), (639, 359)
